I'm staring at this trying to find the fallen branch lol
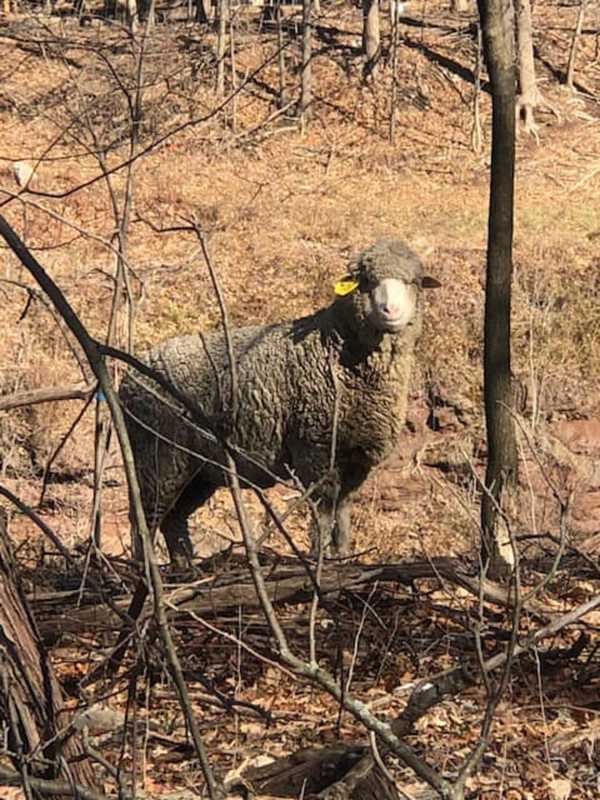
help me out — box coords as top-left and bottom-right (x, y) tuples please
(30, 555), (558, 639)
(235, 588), (600, 799)
(0, 213), (224, 800)
(0, 382), (94, 412)
(0, 765), (113, 800)
(401, 590), (600, 729)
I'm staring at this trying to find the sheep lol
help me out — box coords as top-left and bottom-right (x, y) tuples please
(119, 238), (440, 566)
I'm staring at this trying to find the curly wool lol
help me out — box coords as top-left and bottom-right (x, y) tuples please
(119, 238), (434, 562)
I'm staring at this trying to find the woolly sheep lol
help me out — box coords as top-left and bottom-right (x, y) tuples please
(119, 238), (440, 566)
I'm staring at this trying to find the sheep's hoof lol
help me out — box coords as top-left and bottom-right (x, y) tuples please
(168, 549), (195, 573)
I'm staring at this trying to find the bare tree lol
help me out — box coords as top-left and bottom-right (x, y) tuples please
(566, 0), (589, 90)
(229, 8), (237, 130)
(138, 0), (155, 26)
(514, 0), (538, 136)
(216, 0), (229, 97)
(0, 215), (225, 800)
(0, 509), (98, 795)
(80, 19), (152, 550)
(362, 0), (381, 78)
(277, 0), (287, 107)
(477, 0), (519, 580)
(471, 21), (483, 152)
(389, 0), (401, 142)
(514, 0), (560, 136)
(299, 0), (312, 124)
(196, 0), (211, 24)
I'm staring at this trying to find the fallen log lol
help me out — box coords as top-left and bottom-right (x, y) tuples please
(29, 554), (551, 641)
(227, 745), (400, 800)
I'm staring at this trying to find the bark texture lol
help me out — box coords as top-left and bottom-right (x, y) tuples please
(362, 0), (380, 78)
(514, 0), (539, 135)
(477, 0), (519, 579)
(300, 0), (312, 121)
(231, 745), (399, 799)
(0, 508), (97, 792)
(566, 0), (588, 90)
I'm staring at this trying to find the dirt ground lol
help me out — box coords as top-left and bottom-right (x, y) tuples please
(1, 0), (600, 797)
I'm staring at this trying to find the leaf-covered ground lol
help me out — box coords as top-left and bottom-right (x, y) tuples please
(1, 0), (600, 797)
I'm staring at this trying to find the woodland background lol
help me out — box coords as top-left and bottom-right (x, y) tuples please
(0, 0), (600, 798)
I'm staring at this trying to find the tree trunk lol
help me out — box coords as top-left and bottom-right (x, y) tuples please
(126, 0), (139, 32)
(195, 0), (210, 24)
(276, 0), (287, 107)
(362, 0), (380, 79)
(216, 0), (228, 97)
(299, 0), (312, 125)
(471, 21), (483, 152)
(0, 508), (98, 792)
(476, 0), (519, 581)
(566, 0), (588, 90)
(229, 11), (237, 130)
(452, 0), (470, 11)
(514, 0), (539, 136)
(389, 0), (400, 142)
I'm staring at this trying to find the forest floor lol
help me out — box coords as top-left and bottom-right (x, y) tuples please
(1, 0), (600, 797)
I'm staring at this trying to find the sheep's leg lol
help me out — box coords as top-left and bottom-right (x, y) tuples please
(161, 508), (194, 568)
(292, 447), (361, 558)
(130, 498), (195, 568)
(328, 457), (371, 557)
(332, 499), (352, 556)
(310, 498), (351, 558)
(160, 476), (216, 568)
(310, 502), (335, 557)
(304, 478), (355, 559)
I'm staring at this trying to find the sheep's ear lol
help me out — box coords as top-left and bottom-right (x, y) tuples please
(422, 275), (441, 289)
(334, 276), (360, 296)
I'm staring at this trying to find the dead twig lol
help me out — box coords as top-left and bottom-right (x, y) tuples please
(0, 381), (95, 412)
(0, 214), (224, 800)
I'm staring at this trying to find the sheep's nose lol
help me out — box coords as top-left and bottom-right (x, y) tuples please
(382, 301), (400, 316)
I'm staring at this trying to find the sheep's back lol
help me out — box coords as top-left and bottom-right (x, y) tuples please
(119, 304), (419, 496)
(119, 322), (331, 489)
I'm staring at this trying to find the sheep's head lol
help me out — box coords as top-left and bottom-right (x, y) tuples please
(335, 238), (440, 336)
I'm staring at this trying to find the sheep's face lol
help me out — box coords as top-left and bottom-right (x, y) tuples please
(367, 277), (418, 333)
(334, 238), (440, 339)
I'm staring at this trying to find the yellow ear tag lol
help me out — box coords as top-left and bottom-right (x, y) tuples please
(334, 278), (359, 296)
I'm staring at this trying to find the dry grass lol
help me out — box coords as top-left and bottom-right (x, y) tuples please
(1, 0), (599, 562)
(1, 1), (600, 795)
(1, 0), (598, 581)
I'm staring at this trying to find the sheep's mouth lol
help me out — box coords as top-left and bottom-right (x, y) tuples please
(371, 313), (411, 333)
